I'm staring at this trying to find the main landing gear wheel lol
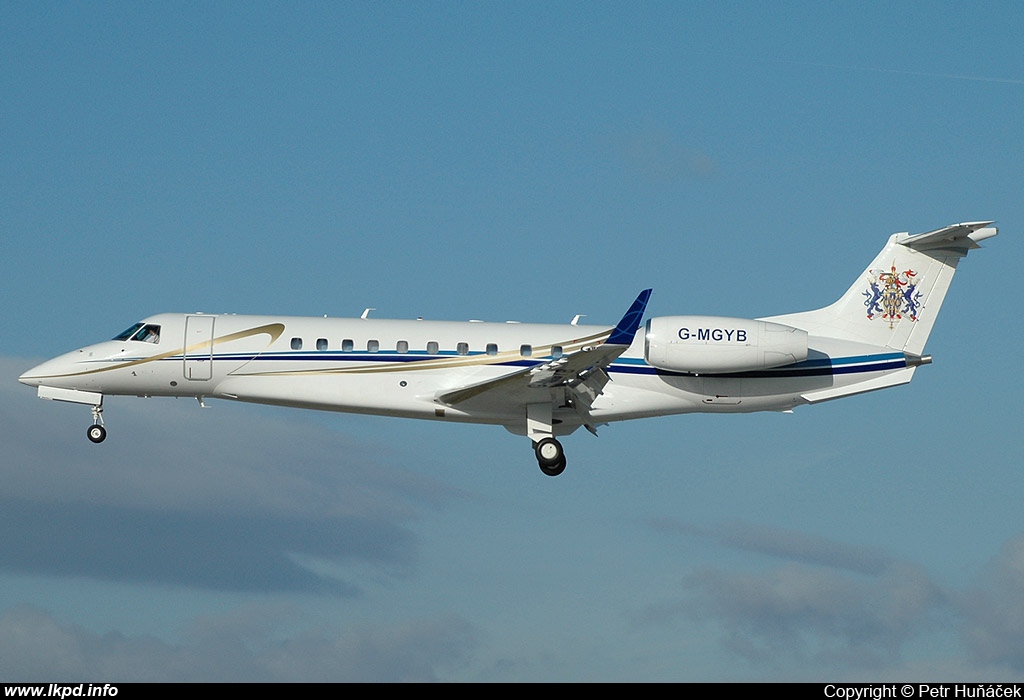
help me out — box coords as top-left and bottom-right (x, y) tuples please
(534, 437), (566, 477)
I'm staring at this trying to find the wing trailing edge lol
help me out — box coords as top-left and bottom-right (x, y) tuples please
(435, 289), (652, 409)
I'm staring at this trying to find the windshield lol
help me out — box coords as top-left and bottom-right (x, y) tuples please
(113, 323), (144, 341)
(112, 323), (161, 343)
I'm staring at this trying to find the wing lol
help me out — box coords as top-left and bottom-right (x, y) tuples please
(435, 290), (652, 430)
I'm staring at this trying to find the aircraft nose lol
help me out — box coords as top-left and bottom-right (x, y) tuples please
(19, 354), (76, 388)
(19, 363), (45, 388)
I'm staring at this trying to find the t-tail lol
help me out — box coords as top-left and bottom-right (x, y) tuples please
(766, 221), (997, 357)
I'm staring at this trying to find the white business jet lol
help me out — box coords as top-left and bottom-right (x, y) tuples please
(20, 222), (996, 476)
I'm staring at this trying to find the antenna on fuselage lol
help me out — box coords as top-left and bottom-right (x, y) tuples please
(361, 308), (375, 319)
(571, 314), (586, 326)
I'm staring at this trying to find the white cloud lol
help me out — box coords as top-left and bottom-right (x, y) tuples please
(960, 533), (1024, 672)
(650, 518), (894, 574)
(1, 358), (461, 592)
(646, 518), (1024, 679)
(682, 561), (942, 669)
(0, 604), (478, 681)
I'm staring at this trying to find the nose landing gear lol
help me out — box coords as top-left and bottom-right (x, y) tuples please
(87, 404), (106, 443)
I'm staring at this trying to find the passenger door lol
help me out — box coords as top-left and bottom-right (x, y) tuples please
(183, 315), (215, 380)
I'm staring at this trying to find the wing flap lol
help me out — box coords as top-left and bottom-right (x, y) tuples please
(435, 290), (651, 412)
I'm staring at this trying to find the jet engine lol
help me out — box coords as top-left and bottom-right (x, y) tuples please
(644, 316), (808, 373)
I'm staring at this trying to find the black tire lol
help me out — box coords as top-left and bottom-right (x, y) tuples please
(87, 425), (106, 443)
(539, 457), (566, 477)
(534, 437), (565, 476)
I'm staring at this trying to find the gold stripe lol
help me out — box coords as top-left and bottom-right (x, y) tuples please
(41, 323), (286, 378)
(41, 322), (611, 380)
(236, 329), (613, 377)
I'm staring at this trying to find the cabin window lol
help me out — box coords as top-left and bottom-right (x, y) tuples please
(367, 339), (379, 352)
(290, 337), (302, 350)
(457, 342), (469, 356)
(397, 340), (409, 354)
(427, 341), (439, 355)
(486, 343), (498, 356)
(520, 344), (532, 357)
(316, 338), (328, 351)
(342, 339), (354, 352)
(551, 345), (563, 359)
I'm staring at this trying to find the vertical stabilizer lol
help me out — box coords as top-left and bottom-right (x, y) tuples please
(765, 222), (996, 355)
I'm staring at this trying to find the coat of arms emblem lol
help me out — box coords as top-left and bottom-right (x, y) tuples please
(863, 264), (922, 329)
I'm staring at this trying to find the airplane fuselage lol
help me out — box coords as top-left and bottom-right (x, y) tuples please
(19, 221), (996, 476)
(20, 311), (916, 433)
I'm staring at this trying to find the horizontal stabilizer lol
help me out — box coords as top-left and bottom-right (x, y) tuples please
(899, 221), (996, 254)
(766, 221), (996, 355)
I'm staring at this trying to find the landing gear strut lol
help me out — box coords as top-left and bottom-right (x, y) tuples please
(87, 404), (106, 443)
(527, 402), (567, 476)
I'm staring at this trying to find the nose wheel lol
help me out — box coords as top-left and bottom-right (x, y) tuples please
(87, 405), (106, 443)
(87, 424), (107, 443)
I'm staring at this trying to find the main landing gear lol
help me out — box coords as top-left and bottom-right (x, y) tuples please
(534, 437), (566, 477)
(527, 402), (567, 476)
(86, 404), (106, 443)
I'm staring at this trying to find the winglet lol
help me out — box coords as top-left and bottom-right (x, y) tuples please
(605, 289), (652, 346)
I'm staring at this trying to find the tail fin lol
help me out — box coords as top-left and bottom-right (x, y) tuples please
(766, 222), (997, 354)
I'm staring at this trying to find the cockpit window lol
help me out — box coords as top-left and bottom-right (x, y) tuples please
(139, 325), (160, 343)
(113, 323), (161, 343)
(113, 323), (145, 341)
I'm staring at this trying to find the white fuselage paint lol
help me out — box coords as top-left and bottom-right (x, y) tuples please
(19, 311), (913, 436)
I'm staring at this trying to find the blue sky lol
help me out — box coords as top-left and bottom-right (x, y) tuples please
(2, 1), (1022, 681)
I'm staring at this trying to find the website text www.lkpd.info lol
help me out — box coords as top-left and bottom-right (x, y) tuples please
(4, 686), (117, 698)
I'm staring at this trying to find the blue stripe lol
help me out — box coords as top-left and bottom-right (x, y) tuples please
(156, 349), (907, 379)
(607, 353), (906, 378)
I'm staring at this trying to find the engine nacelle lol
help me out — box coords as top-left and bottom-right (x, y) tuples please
(644, 316), (808, 373)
